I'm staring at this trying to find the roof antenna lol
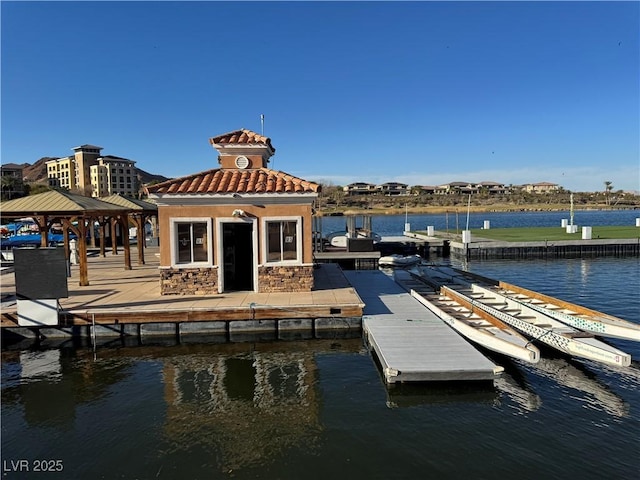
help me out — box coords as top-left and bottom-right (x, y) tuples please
(260, 114), (265, 136)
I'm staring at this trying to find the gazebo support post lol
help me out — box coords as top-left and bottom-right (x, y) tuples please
(89, 216), (97, 248)
(62, 224), (70, 262)
(95, 216), (108, 257)
(134, 214), (145, 265)
(110, 218), (118, 255)
(77, 218), (89, 285)
(61, 217), (89, 287)
(119, 215), (132, 270)
(99, 222), (106, 257)
(34, 215), (49, 247)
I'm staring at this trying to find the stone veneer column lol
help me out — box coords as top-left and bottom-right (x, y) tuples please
(258, 265), (314, 293)
(160, 267), (218, 295)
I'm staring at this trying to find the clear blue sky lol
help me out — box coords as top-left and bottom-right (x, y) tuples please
(2, 1), (639, 193)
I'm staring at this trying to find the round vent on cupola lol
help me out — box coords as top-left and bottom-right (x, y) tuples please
(235, 155), (250, 169)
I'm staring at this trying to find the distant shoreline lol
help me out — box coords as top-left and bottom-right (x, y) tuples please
(316, 204), (639, 216)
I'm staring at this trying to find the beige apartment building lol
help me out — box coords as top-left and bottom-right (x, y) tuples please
(46, 144), (138, 197)
(46, 156), (77, 191)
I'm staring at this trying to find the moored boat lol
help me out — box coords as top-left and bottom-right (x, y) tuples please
(410, 286), (540, 364)
(415, 265), (632, 368)
(449, 283), (631, 367)
(0, 232), (71, 249)
(379, 254), (422, 268)
(327, 229), (382, 248)
(420, 265), (640, 343)
(495, 281), (640, 342)
(391, 270), (540, 364)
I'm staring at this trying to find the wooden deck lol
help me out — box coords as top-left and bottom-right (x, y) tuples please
(0, 246), (364, 331)
(344, 270), (503, 384)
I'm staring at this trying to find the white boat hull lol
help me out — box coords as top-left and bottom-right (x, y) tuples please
(416, 266), (632, 368)
(411, 289), (540, 364)
(327, 230), (381, 248)
(448, 283), (631, 368)
(379, 254), (422, 267)
(496, 281), (640, 342)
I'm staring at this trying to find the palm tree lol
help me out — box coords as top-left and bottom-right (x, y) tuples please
(1, 175), (18, 200)
(604, 181), (613, 206)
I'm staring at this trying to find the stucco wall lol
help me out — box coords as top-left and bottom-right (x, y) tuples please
(155, 203), (315, 266)
(155, 202), (316, 295)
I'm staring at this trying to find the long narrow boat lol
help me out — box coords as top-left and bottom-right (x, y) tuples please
(415, 266), (632, 368)
(392, 271), (540, 364)
(411, 288), (540, 364)
(448, 283), (631, 367)
(496, 281), (640, 342)
(420, 267), (640, 342)
(423, 266), (640, 342)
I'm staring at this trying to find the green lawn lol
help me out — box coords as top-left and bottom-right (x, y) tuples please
(463, 226), (640, 242)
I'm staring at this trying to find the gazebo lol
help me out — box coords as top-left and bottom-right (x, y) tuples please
(1, 190), (147, 286)
(96, 194), (158, 265)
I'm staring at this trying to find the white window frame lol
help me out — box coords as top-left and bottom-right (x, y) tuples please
(261, 216), (303, 265)
(169, 217), (213, 268)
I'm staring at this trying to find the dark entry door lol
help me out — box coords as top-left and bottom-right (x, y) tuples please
(222, 222), (253, 291)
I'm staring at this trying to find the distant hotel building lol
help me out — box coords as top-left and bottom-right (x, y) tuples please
(46, 145), (138, 197)
(0, 163), (25, 199)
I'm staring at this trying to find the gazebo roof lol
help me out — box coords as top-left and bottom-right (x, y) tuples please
(0, 190), (130, 218)
(100, 194), (158, 213)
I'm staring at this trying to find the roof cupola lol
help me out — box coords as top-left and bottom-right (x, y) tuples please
(209, 129), (275, 169)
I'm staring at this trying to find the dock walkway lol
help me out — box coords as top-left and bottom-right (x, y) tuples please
(1, 246), (364, 341)
(344, 270), (503, 384)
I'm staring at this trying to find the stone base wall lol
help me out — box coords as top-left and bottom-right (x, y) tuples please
(160, 267), (218, 295)
(159, 265), (313, 295)
(258, 265), (314, 293)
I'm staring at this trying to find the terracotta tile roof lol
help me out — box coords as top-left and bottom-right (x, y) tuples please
(146, 168), (320, 195)
(209, 129), (275, 153)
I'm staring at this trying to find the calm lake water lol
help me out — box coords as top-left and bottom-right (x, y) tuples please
(2, 211), (639, 479)
(319, 208), (640, 236)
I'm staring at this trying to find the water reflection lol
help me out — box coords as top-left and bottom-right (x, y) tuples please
(1, 347), (130, 429)
(2, 340), (366, 473)
(19, 350), (62, 381)
(494, 370), (542, 414)
(161, 346), (331, 471)
(1, 331), (635, 478)
(385, 382), (497, 408)
(526, 356), (630, 418)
